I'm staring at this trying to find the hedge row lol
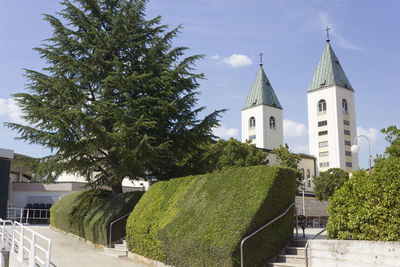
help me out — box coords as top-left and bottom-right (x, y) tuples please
(50, 189), (143, 246)
(126, 165), (297, 267)
(327, 156), (400, 241)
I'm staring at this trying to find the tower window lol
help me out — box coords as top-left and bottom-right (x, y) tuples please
(318, 100), (327, 114)
(319, 151), (329, 157)
(345, 140), (351, 146)
(344, 120), (350, 125)
(320, 162), (329, 167)
(318, 120), (327, 127)
(269, 116), (276, 129)
(342, 99), (348, 114)
(346, 162), (353, 167)
(344, 130), (351, 135)
(249, 135), (256, 140)
(319, 130), (328, 136)
(319, 141), (328, 148)
(249, 117), (256, 130)
(345, 151), (352, 156)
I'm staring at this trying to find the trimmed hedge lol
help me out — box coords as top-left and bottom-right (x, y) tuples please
(327, 156), (400, 241)
(50, 189), (143, 246)
(126, 165), (297, 266)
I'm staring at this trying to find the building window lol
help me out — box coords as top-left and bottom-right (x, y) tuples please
(344, 120), (350, 125)
(344, 130), (351, 135)
(269, 116), (276, 129)
(342, 99), (348, 114)
(320, 162), (329, 167)
(319, 151), (329, 157)
(318, 100), (327, 114)
(318, 120), (327, 127)
(345, 151), (352, 156)
(249, 135), (256, 140)
(345, 140), (351, 146)
(249, 117), (256, 130)
(319, 130), (328, 136)
(319, 141), (328, 148)
(307, 169), (311, 187)
(346, 162), (353, 167)
(301, 168), (305, 180)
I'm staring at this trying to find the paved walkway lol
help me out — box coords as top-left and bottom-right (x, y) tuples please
(294, 226), (327, 241)
(7, 225), (147, 267)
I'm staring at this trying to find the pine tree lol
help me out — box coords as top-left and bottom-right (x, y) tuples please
(7, 0), (223, 195)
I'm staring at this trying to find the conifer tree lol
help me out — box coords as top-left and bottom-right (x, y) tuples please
(7, 0), (222, 195)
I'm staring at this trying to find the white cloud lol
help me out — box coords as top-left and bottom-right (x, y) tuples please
(357, 126), (379, 144)
(0, 98), (24, 124)
(213, 124), (239, 139)
(318, 11), (364, 51)
(283, 119), (306, 137)
(222, 54), (253, 68)
(210, 54), (221, 60)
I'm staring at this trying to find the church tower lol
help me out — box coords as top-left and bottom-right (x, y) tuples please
(307, 32), (359, 173)
(242, 60), (283, 149)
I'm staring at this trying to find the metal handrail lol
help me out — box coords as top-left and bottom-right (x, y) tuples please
(305, 227), (327, 267)
(109, 212), (131, 248)
(240, 203), (296, 267)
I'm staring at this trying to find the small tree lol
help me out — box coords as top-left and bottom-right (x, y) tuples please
(381, 126), (400, 157)
(313, 168), (349, 201)
(273, 144), (301, 169)
(6, 0), (223, 195)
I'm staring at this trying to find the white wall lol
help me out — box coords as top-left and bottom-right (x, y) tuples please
(309, 240), (400, 267)
(11, 191), (70, 208)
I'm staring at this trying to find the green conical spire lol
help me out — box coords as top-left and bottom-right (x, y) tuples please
(243, 65), (282, 110)
(308, 42), (353, 92)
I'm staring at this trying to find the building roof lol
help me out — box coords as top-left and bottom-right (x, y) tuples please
(243, 65), (282, 110)
(308, 42), (354, 92)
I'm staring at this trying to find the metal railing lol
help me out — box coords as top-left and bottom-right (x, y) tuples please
(0, 219), (13, 251)
(240, 203), (297, 267)
(0, 218), (52, 267)
(305, 227), (326, 267)
(109, 212), (131, 248)
(7, 208), (50, 224)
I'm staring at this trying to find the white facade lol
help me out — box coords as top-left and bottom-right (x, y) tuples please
(307, 85), (359, 172)
(241, 104), (283, 150)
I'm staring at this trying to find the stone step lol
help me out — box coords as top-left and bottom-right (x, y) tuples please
(113, 243), (127, 250)
(103, 247), (128, 257)
(284, 246), (305, 256)
(266, 262), (304, 267)
(290, 239), (307, 247)
(278, 254), (305, 264)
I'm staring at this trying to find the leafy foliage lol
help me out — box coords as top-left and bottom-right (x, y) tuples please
(50, 189), (143, 245)
(6, 0), (223, 194)
(313, 168), (349, 201)
(327, 125), (400, 241)
(126, 165), (298, 266)
(273, 144), (301, 169)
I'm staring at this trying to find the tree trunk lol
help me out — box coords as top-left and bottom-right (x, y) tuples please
(111, 183), (123, 196)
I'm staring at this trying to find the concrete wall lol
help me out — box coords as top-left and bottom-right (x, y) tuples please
(309, 240), (400, 267)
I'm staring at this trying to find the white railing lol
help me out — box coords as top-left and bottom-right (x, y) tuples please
(0, 219), (52, 267)
(7, 208), (50, 224)
(0, 219), (13, 251)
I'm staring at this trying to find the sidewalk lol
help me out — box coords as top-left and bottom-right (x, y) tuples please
(294, 226), (327, 241)
(8, 225), (147, 267)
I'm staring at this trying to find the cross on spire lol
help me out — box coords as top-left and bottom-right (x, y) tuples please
(325, 26), (331, 43)
(259, 52), (263, 66)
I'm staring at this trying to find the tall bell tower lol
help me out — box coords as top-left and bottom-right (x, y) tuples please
(241, 55), (283, 150)
(307, 29), (359, 172)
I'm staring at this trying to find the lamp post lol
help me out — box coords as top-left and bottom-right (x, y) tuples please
(302, 177), (312, 217)
(351, 135), (372, 171)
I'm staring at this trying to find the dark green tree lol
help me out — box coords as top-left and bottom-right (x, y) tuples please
(381, 126), (400, 157)
(6, 0), (223, 195)
(273, 143), (301, 169)
(313, 168), (349, 201)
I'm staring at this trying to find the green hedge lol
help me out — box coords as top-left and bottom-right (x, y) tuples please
(126, 165), (297, 266)
(50, 189), (144, 246)
(327, 156), (400, 241)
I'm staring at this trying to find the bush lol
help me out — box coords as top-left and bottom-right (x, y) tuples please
(313, 168), (349, 201)
(126, 165), (297, 266)
(50, 189), (143, 246)
(327, 156), (400, 241)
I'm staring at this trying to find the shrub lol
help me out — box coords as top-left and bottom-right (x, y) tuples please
(327, 156), (400, 241)
(50, 189), (143, 246)
(126, 165), (297, 266)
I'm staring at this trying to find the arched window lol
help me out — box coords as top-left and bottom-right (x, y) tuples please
(249, 117), (256, 130)
(307, 169), (311, 187)
(342, 99), (348, 114)
(318, 100), (327, 114)
(269, 116), (276, 129)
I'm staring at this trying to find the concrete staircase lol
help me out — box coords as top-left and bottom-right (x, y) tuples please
(267, 239), (307, 267)
(103, 239), (128, 258)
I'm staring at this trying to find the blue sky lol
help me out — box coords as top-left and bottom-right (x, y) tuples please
(1, 0), (399, 169)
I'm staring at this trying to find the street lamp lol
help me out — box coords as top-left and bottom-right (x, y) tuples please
(302, 177), (312, 216)
(351, 135), (372, 171)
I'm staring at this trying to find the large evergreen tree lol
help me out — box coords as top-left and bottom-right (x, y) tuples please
(7, 0), (222, 195)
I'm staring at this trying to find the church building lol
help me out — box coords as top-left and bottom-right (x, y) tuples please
(241, 34), (359, 190)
